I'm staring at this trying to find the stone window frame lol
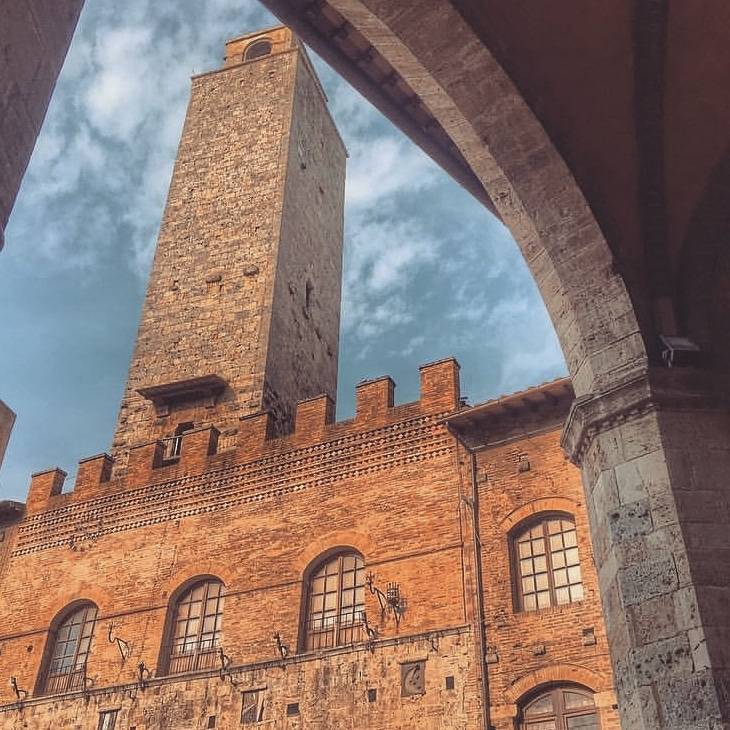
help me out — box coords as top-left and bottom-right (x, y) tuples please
(518, 684), (599, 729)
(510, 511), (584, 613)
(158, 575), (225, 676)
(36, 600), (98, 696)
(299, 549), (366, 651)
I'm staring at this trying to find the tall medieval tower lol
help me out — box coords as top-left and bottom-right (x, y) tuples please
(112, 27), (346, 457)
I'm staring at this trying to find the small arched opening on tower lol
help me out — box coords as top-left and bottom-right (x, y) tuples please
(244, 39), (272, 61)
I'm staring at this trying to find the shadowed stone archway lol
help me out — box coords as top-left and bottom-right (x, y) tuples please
(259, 1), (730, 727)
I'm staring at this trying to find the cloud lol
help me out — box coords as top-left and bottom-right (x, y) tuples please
(345, 136), (438, 209)
(83, 26), (158, 140)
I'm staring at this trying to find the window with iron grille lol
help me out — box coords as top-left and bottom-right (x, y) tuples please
(241, 689), (265, 724)
(40, 602), (97, 695)
(513, 514), (584, 611)
(302, 551), (365, 651)
(164, 579), (224, 675)
(98, 710), (119, 730)
(519, 685), (599, 729)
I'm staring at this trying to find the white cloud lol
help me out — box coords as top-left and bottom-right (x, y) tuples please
(83, 26), (157, 140)
(345, 136), (438, 209)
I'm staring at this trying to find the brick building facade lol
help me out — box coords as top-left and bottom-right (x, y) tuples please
(0, 28), (618, 730)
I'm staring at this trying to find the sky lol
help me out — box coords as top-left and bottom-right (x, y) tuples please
(0, 0), (566, 502)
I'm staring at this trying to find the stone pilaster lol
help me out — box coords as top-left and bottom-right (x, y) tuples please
(562, 367), (730, 729)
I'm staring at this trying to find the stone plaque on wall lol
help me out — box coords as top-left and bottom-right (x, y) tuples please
(401, 661), (426, 696)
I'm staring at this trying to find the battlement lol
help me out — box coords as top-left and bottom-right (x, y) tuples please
(23, 358), (462, 514)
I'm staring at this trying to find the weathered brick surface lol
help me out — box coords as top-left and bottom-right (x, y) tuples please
(0, 0), (83, 249)
(473, 429), (618, 729)
(112, 28), (346, 456)
(0, 366), (616, 728)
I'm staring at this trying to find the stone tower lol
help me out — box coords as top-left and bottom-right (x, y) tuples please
(112, 27), (346, 458)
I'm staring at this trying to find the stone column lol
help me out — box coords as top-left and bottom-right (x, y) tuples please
(562, 367), (730, 729)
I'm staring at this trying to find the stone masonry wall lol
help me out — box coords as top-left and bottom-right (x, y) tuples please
(112, 29), (346, 455)
(0, 0), (83, 250)
(1, 631), (477, 730)
(264, 47), (346, 432)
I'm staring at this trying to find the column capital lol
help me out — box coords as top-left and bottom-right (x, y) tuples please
(561, 367), (728, 464)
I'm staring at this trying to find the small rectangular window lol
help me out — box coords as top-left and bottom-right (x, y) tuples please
(98, 710), (119, 730)
(367, 688), (377, 703)
(241, 689), (265, 724)
(286, 702), (300, 716)
(445, 676), (455, 690)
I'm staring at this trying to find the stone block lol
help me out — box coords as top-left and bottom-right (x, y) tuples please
(630, 634), (694, 686)
(607, 498), (652, 543)
(618, 555), (678, 606)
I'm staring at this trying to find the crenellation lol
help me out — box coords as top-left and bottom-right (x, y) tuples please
(179, 426), (219, 471)
(293, 394), (335, 443)
(355, 376), (396, 421)
(26, 467), (66, 513)
(74, 452), (113, 493)
(419, 357), (461, 411)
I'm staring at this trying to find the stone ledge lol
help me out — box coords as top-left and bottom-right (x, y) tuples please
(561, 367), (730, 464)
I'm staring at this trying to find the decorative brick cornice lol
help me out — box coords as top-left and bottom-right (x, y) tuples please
(561, 367), (729, 464)
(12, 415), (452, 557)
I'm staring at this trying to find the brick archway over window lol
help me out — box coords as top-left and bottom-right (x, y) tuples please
(500, 497), (579, 534)
(505, 664), (607, 705)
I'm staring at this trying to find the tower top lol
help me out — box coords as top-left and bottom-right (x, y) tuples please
(224, 26), (296, 67)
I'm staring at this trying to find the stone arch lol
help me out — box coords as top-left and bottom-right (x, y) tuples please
(325, 0), (646, 397)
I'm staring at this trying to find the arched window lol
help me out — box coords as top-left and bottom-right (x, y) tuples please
(163, 578), (224, 675)
(245, 39), (272, 61)
(39, 602), (97, 695)
(513, 514), (583, 611)
(520, 685), (599, 729)
(302, 551), (365, 650)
